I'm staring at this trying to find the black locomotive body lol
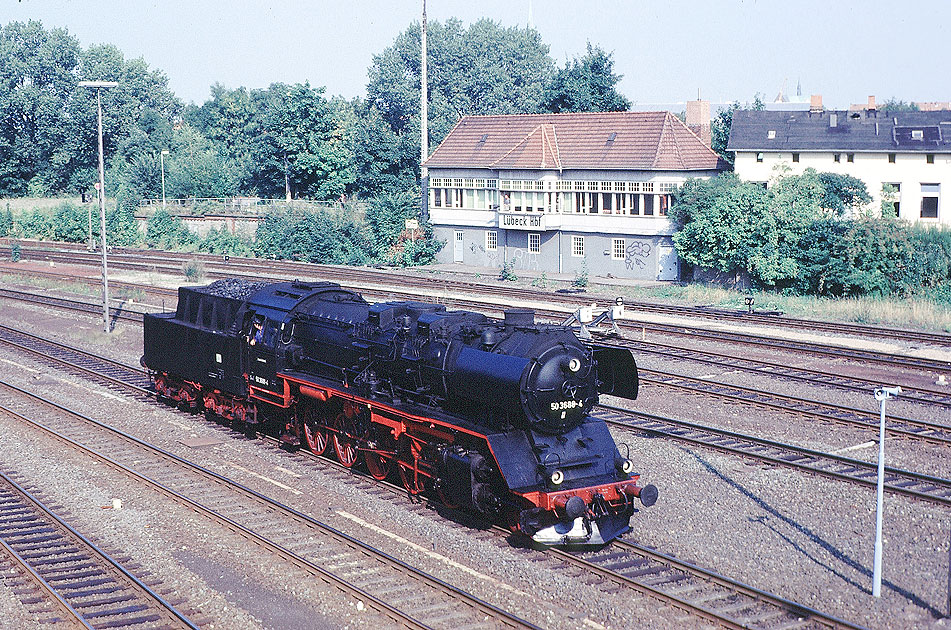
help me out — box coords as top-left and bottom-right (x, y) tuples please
(142, 279), (657, 545)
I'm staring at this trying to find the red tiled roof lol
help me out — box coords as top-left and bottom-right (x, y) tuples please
(425, 111), (723, 171)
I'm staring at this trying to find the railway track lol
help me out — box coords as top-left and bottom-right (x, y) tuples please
(5, 239), (951, 348)
(4, 308), (951, 507)
(609, 335), (951, 410)
(598, 405), (951, 508)
(638, 367), (951, 445)
(0, 317), (875, 627)
(0, 380), (539, 630)
(5, 269), (951, 414)
(293, 437), (864, 630)
(6, 248), (951, 376)
(0, 469), (198, 630)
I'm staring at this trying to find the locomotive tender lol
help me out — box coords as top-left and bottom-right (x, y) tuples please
(142, 279), (657, 545)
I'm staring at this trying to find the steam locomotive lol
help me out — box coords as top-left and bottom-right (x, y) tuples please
(141, 279), (657, 545)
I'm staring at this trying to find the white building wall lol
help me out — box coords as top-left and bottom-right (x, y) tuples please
(734, 150), (951, 225)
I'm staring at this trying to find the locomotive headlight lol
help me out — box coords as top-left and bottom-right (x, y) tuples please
(616, 458), (635, 475)
(566, 358), (581, 373)
(550, 470), (565, 485)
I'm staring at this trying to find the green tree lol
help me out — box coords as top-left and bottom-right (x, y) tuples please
(670, 175), (770, 276)
(543, 43), (630, 113)
(880, 98), (919, 112)
(0, 206), (13, 236)
(109, 189), (143, 246)
(145, 209), (196, 249)
(710, 95), (764, 167)
(0, 21), (82, 195)
(817, 172), (871, 215)
(364, 191), (443, 265)
(248, 83), (354, 200)
(360, 19), (554, 197)
(198, 227), (253, 256)
(253, 208), (369, 265)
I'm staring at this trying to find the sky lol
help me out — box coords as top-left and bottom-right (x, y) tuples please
(4, 0), (950, 110)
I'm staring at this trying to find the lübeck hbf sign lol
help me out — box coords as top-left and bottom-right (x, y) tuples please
(499, 213), (544, 230)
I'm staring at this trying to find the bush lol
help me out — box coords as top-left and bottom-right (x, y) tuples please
(145, 210), (197, 249)
(573, 260), (589, 288)
(10, 241), (20, 262)
(499, 260), (517, 281)
(182, 259), (205, 282)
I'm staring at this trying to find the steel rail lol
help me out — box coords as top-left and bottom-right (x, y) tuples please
(546, 542), (865, 630)
(0, 470), (198, 630)
(598, 334), (951, 410)
(5, 249), (951, 375)
(638, 368), (951, 446)
(0, 380), (539, 630)
(5, 240), (951, 347)
(0, 319), (876, 628)
(269, 436), (864, 630)
(4, 301), (951, 507)
(597, 405), (951, 507)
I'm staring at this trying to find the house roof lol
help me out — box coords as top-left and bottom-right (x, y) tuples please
(424, 111), (726, 171)
(727, 109), (951, 153)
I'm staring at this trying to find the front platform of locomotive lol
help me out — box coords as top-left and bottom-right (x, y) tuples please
(471, 319), (658, 546)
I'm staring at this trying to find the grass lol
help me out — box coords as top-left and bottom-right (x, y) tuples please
(594, 282), (951, 333)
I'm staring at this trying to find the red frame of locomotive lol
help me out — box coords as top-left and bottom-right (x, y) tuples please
(151, 366), (646, 527)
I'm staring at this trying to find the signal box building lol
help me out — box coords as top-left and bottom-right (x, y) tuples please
(424, 110), (726, 281)
(728, 96), (951, 225)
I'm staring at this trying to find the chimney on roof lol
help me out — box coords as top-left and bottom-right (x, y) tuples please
(830, 113), (837, 128)
(686, 98), (711, 147)
(810, 94), (823, 114)
(868, 95), (876, 110)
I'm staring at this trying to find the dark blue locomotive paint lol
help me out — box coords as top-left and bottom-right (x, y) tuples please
(142, 279), (657, 546)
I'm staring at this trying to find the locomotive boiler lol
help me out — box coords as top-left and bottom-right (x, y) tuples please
(142, 279), (657, 545)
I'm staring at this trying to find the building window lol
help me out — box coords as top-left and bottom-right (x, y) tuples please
(529, 233), (540, 253)
(927, 154), (935, 164)
(792, 153), (800, 163)
(834, 153), (840, 162)
(921, 183), (939, 219)
(432, 189), (442, 207)
(612, 238), (625, 260)
(756, 153), (764, 163)
(888, 153), (896, 163)
(571, 236), (584, 257)
(847, 153), (854, 162)
(643, 194), (654, 216)
(486, 231), (498, 251)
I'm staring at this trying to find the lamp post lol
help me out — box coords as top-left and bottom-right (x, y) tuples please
(160, 150), (169, 211)
(78, 80), (118, 334)
(872, 385), (901, 597)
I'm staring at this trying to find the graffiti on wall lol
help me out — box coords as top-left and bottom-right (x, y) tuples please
(625, 240), (652, 270)
(472, 243), (502, 268)
(510, 248), (539, 271)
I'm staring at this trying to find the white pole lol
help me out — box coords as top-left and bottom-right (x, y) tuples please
(873, 386), (901, 597)
(161, 150), (169, 211)
(420, 0), (428, 222)
(96, 88), (110, 334)
(79, 81), (118, 334)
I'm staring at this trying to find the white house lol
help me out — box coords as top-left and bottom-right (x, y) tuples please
(423, 108), (726, 280)
(728, 96), (951, 224)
